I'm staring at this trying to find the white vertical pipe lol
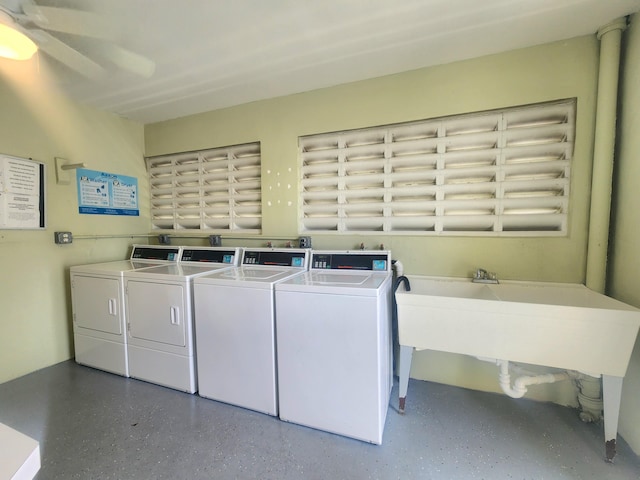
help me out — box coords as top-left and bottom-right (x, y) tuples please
(585, 18), (627, 293)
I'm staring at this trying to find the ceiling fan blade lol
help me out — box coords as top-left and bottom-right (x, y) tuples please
(101, 44), (155, 78)
(29, 29), (106, 79)
(22, 3), (116, 40)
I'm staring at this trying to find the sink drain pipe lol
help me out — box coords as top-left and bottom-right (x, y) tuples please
(479, 357), (603, 421)
(497, 360), (570, 399)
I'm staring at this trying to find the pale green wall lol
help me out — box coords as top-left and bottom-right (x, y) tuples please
(0, 61), (149, 383)
(146, 37), (598, 284)
(146, 36), (599, 406)
(609, 13), (640, 455)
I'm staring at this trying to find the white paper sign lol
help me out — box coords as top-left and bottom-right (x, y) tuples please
(0, 155), (45, 229)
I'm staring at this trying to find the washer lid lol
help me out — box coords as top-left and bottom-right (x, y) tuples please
(194, 265), (306, 288)
(276, 270), (390, 296)
(312, 273), (373, 285)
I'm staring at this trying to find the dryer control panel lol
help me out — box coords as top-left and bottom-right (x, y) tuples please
(311, 251), (391, 272)
(130, 245), (180, 261)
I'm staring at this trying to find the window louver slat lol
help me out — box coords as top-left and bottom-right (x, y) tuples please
(147, 142), (261, 232)
(299, 99), (575, 235)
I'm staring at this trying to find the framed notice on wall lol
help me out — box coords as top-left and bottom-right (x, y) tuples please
(76, 168), (139, 216)
(0, 154), (46, 229)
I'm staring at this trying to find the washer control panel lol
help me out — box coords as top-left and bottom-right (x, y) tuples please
(181, 248), (239, 265)
(311, 251), (391, 272)
(242, 249), (309, 268)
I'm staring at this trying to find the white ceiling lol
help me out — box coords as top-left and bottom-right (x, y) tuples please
(3, 0), (640, 124)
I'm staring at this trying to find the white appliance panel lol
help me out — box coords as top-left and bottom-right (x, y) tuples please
(126, 281), (187, 347)
(195, 285), (277, 414)
(72, 275), (122, 335)
(128, 345), (195, 393)
(276, 290), (390, 444)
(73, 333), (128, 375)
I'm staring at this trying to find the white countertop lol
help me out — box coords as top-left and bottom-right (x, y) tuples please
(0, 423), (40, 480)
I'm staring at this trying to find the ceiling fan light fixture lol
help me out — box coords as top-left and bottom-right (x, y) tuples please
(0, 23), (38, 60)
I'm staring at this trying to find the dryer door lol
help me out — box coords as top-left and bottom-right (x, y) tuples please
(126, 280), (186, 347)
(71, 275), (123, 335)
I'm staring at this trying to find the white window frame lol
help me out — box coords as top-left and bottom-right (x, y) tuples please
(146, 142), (262, 232)
(299, 99), (575, 236)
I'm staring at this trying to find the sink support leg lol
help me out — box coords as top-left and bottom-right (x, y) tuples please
(602, 375), (623, 463)
(398, 345), (414, 414)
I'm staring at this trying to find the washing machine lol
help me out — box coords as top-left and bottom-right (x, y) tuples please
(193, 248), (310, 415)
(124, 246), (241, 393)
(275, 250), (393, 444)
(70, 245), (181, 376)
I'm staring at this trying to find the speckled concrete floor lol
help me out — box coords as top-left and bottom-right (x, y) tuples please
(1, 361), (639, 479)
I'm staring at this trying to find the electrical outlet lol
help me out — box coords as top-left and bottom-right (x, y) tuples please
(209, 235), (222, 246)
(299, 236), (312, 248)
(54, 231), (73, 244)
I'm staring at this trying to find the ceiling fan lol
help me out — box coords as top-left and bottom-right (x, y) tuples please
(0, 0), (155, 79)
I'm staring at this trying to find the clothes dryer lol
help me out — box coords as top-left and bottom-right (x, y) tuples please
(193, 248), (309, 415)
(275, 250), (393, 444)
(70, 245), (181, 376)
(124, 246), (240, 393)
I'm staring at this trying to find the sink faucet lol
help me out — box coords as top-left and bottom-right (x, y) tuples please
(472, 268), (499, 284)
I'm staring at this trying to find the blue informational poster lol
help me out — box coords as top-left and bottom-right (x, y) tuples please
(76, 168), (139, 216)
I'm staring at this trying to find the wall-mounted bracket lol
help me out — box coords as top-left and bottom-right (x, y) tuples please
(55, 157), (86, 185)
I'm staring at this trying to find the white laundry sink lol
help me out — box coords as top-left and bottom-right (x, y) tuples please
(395, 275), (640, 462)
(396, 277), (640, 376)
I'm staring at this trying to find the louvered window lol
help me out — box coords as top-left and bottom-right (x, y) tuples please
(299, 99), (575, 235)
(147, 142), (261, 232)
